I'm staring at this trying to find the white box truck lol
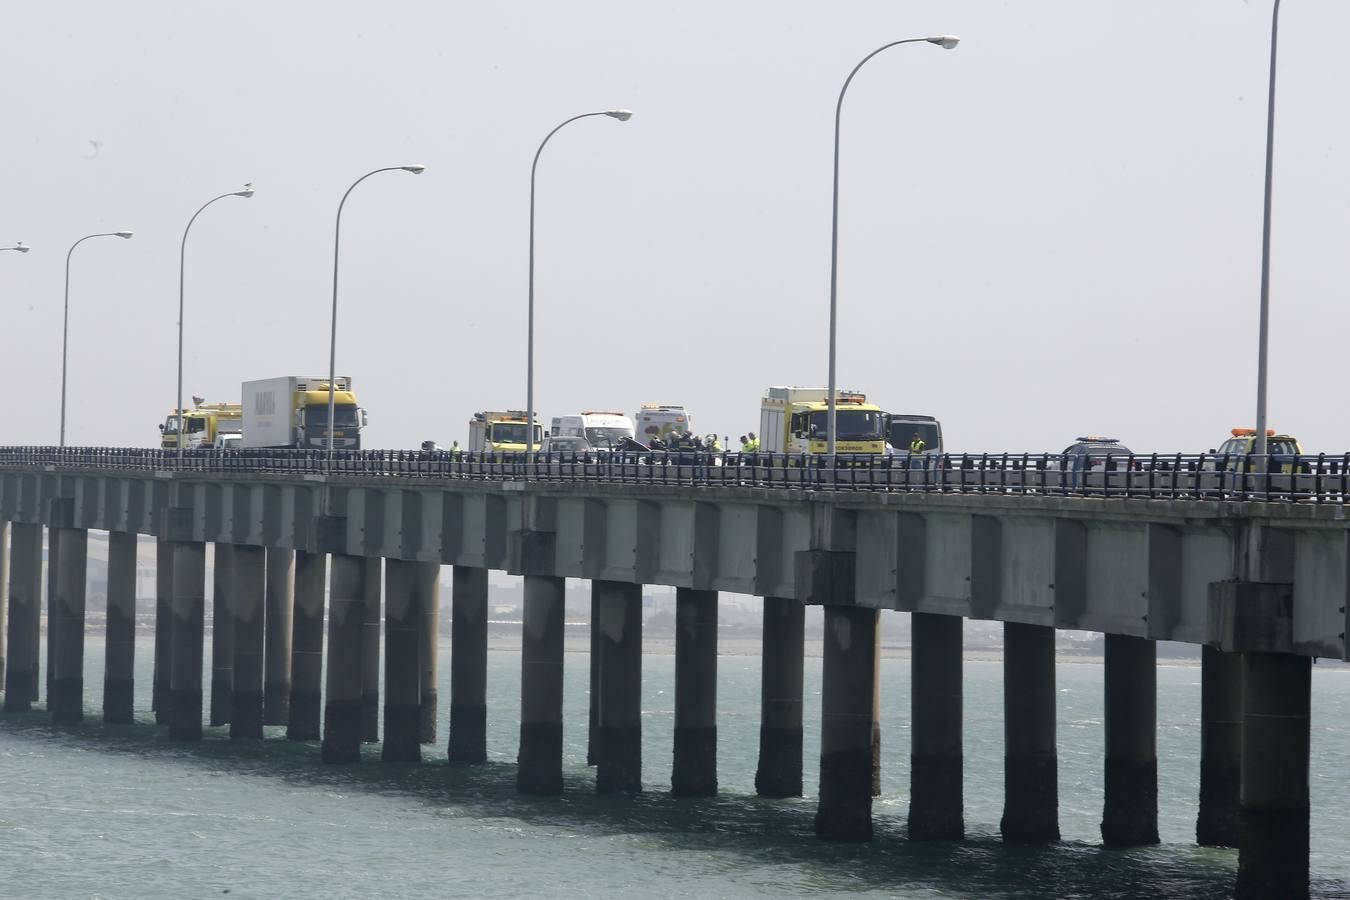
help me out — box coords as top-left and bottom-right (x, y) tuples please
(242, 376), (366, 449)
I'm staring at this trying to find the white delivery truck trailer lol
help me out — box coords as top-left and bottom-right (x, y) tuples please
(242, 376), (365, 449)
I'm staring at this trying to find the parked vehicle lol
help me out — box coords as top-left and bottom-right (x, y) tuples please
(1207, 427), (1305, 474)
(550, 411), (635, 451)
(634, 404), (693, 444)
(160, 399), (242, 451)
(242, 376), (366, 449)
(886, 414), (943, 455)
(540, 434), (592, 454)
(468, 410), (543, 453)
(758, 387), (886, 454)
(1061, 436), (1134, 486)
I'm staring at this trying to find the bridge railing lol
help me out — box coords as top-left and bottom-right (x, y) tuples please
(1, 446), (1348, 503)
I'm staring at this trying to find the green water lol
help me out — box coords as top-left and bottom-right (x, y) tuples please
(1, 639), (1348, 898)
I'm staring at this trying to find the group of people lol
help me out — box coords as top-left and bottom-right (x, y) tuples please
(648, 431), (722, 452)
(738, 432), (760, 452)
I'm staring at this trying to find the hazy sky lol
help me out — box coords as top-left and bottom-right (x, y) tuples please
(2, 1), (1347, 453)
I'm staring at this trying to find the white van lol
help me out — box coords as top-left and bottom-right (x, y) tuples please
(550, 411), (635, 450)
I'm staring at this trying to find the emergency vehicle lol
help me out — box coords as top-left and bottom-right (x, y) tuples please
(468, 410), (543, 453)
(758, 387), (887, 454)
(634, 404), (693, 443)
(160, 400), (243, 450)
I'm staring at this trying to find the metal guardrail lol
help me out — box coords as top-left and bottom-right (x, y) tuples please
(1, 447), (1349, 503)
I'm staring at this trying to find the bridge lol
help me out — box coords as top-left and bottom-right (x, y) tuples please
(2, 446), (1346, 899)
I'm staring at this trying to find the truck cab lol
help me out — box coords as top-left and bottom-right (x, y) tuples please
(468, 410), (543, 453)
(760, 387), (887, 454)
(160, 401), (243, 451)
(886, 414), (943, 455)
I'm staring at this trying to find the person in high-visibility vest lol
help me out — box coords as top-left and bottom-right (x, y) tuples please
(909, 433), (926, 454)
(746, 432), (760, 452)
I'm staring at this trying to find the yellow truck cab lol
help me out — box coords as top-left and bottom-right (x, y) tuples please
(1210, 427), (1304, 473)
(468, 410), (543, 453)
(160, 400), (242, 450)
(759, 387), (887, 454)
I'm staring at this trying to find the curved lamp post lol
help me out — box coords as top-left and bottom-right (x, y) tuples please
(1253, 0), (1282, 457)
(1, 242), (29, 254)
(61, 231), (133, 447)
(327, 164), (426, 469)
(526, 109), (632, 463)
(176, 183), (255, 464)
(825, 36), (959, 454)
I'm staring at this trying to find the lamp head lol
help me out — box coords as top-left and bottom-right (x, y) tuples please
(927, 35), (960, 49)
(605, 109), (634, 122)
(234, 182), (256, 198)
(401, 165), (427, 174)
(11, 242), (29, 253)
(114, 231), (134, 239)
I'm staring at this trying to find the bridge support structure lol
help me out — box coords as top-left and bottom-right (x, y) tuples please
(289, 550), (325, 741)
(756, 596), (804, 798)
(322, 553), (366, 763)
(672, 587), (718, 797)
(908, 611), (964, 841)
(263, 547), (293, 726)
(419, 567), (439, 745)
(448, 565), (488, 764)
(1197, 644), (1242, 847)
(168, 539), (206, 741)
(1000, 621), (1059, 843)
(3, 522), (40, 712)
(594, 579), (642, 793)
(210, 544), (235, 727)
(103, 530), (137, 724)
(383, 559), (431, 762)
(49, 525), (88, 723)
(814, 605), (878, 842)
(1101, 634), (1159, 847)
(230, 545), (266, 739)
(153, 537), (172, 724)
(362, 557), (382, 743)
(518, 574), (564, 794)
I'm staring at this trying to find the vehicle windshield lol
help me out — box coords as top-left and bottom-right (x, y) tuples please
(1270, 439), (1299, 456)
(888, 421), (941, 451)
(490, 422), (541, 445)
(807, 409), (884, 441)
(585, 427), (633, 449)
(304, 405), (359, 429)
(162, 417), (179, 434)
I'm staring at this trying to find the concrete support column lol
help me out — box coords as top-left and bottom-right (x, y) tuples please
(517, 574), (564, 794)
(263, 547), (294, 725)
(209, 545), (235, 727)
(48, 527), (88, 723)
(322, 553), (366, 763)
(419, 567), (440, 744)
(4, 522), (41, 711)
(44, 528), (58, 703)
(0, 522), (7, 690)
(361, 558), (382, 743)
(756, 596), (804, 798)
(102, 531), (138, 724)
(382, 559), (424, 762)
(230, 545), (266, 739)
(595, 580), (642, 793)
(1197, 644), (1242, 847)
(288, 550), (326, 741)
(672, 587), (717, 797)
(448, 566), (488, 764)
(1235, 652), (1311, 900)
(1000, 622), (1059, 844)
(814, 605), (878, 842)
(587, 585), (600, 767)
(153, 537), (172, 724)
(168, 541), (207, 741)
(908, 611), (964, 841)
(1101, 634), (1159, 847)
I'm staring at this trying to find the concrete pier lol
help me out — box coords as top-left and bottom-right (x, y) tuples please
(322, 554), (366, 763)
(0, 522), (7, 690)
(1197, 644), (1242, 847)
(209, 544), (235, 727)
(448, 566), (488, 764)
(153, 538), (172, 724)
(382, 559), (425, 762)
(168, 541), (206, 741)
(594, 580), (642, 793)
(288, 550), (326, 741)
(102, 531), (137, 724)
(756, 596), (804, 798)
(1101, 634), (1158, 847)
(1235, 652), (1311, 900)
(1000, 622), (1059, 844)
(4, 522), (40, 711)
(814, 605), (878, 842)
(908, 611), (964, 841)
(518, 574), (564, 794)
(230, 545), (266, 739)
(48, 527), (88, 723)
(361, 558), (381, 743)
(263, 547), (294, 726)
(419, 566), (440, 745)
(44, 528), (57, 703)
(672, 587), (717, 797)
(588, 585), (600, 767)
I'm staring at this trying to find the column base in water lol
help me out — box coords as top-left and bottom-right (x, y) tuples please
(230, 689), (264, 739)
(1102, 759), (1159, 847)
(263, 684), (290, 728)
(169, 688), (203, 742)
(672, 725), (718, 797)
(287, 691), (322, 742)
(1001, 755), (1059, 843)
(814, 745), (873, 842)
(755, 726), (803, 798)
(596, 725), (642, 794)
(420, 690), (438, 745)
(362, 695), (380, 744)
(49, 678), (85, 724)
(321, 699), (364, 763)
(908, 753), (964, 841)
(448, 703), (487, 764)
(383, 702), (422, 763)
(517, 722), (564, 795)
(102, 679), (134, 725)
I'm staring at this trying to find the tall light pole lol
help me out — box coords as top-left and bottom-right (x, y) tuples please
(826, 36), (958, 454)
(526, 109), (632, 462)
(61, 231), (133, 447)
(327, 165), (426, 470)
(176, 183), (255, 464)
(1, 242), (29, 254)
(1253, 0), (1282, 457)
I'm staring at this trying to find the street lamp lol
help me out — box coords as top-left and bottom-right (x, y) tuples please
(176, 183), (255, 464)
(1253, 0), (1282, 457)
(326, 164), (426, 469)
(2, 242), (30, 254)
(825, 36), (958, 454)
(61, 231), (133, 447)
(526, 109), (632, 462)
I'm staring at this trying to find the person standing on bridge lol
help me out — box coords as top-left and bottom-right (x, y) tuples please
(909, 432), (926, 454)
